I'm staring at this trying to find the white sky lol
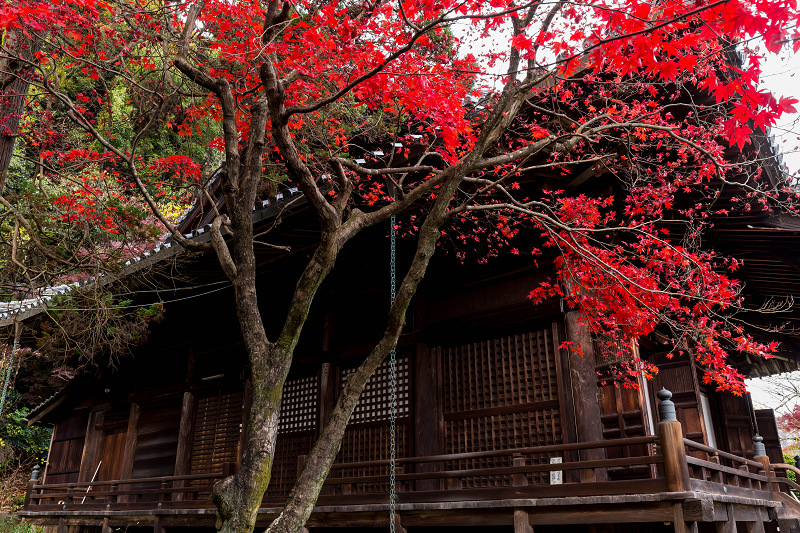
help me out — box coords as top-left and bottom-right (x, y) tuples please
(746, 49), (800, 414)
(760, 49), (800, 175)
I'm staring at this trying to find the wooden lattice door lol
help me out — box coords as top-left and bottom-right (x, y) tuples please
(595, 342), (653, 479)
(439, 329), (563, 487)
(650, 358), (707, 446)
(717, 392), (756, 459)
(332, 356), (410, 494)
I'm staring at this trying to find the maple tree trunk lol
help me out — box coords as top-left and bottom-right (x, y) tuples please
(0, 30), (37, 193)
(213, 223), (342, 533)
(212, 371), (282, 533)
(212, 222), (286, 533)
(267, 171), (464, 533)
(0, 76), (27, 192)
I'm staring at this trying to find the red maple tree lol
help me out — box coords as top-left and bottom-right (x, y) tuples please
(1, 0), (799, 531)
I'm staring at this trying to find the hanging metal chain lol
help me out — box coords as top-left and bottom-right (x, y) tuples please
(388, 215), (397, 533)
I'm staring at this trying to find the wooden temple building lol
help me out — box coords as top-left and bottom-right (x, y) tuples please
(9, 117), (800, 532)
(9, 179), (800, 533)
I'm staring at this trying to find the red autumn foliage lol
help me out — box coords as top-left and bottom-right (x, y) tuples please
(2, 0), (799, 527)
(1, 0), (796, 392)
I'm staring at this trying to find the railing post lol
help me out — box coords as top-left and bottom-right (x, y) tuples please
(657, 389), (691, 493)
(709, 452), (723, 484)
(511, 455), (533, 533)
(23, 464), (40, 509)
(512, 454), (528, 487)
(753, 434), (772, 492)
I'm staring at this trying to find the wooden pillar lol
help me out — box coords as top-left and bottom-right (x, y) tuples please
(715, 504), (736, 533)
(657, 390), (691, 493)
(672, 502), (698, 533)
(413, 343), (442, 491)
(173, 391), (195, 477)
(317, 364), (336, 497)
(513, 509), (534, 533)
(745, 520), (766, 533)
(102, 517), (113, 533)
(564, 311), (606, 482)
(153, 515), (165, 533)
(512, 455), (533, 533)
(392, 513), (407, 533)
(57, 517), (67, 533)
(118, 402), (140, 504)
(172, 391), (195, 501)
(318, 363), (337, 431)
(78, 409), (105, 482)
(119, 402), (140, 479)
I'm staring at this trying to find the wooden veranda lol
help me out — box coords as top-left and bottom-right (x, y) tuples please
(19, 390), (800, 533)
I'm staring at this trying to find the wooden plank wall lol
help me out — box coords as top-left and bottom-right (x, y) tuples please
(44, 411), (89, 485)
(717, 392), (756, 459)
(131, 398), (182, 479)
(96, 426), (127, 482)
(438, 329), (562, 487)
(756, 408), (784, 471)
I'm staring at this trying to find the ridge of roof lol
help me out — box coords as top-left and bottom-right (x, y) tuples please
(0, 186), (306, 328)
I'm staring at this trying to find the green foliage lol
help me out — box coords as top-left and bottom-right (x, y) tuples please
(0, 516), (44, 533)
(786, 451), (799, 483)
(0, 391), (51, 466)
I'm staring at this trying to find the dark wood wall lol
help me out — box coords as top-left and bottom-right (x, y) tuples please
(44, 411), (89, 485)
(190, 389), (244, 475)
(37, 244), (773, 497)
(132, 398), (182, 479)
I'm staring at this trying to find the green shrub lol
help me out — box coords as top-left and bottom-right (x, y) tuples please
(0, 391), (51, 467)
(0, 515), (45, 532)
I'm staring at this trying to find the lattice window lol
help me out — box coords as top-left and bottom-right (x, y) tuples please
(190, 391), (243, 475)
(342, 356), (409, 424)
(334, 423), (410, 493)
(278, 375), (318, 434)
(440, 330), (562, 487)
(442, 330), (558, 413)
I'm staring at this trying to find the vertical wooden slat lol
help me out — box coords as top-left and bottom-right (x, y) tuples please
(173, 392), (196, 477)
(119, 403), (140, 480)
(78, 409), (104, 482)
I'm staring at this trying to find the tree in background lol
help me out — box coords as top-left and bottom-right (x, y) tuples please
(1, 0), (799, 531)
(752, 372), (800, 448)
